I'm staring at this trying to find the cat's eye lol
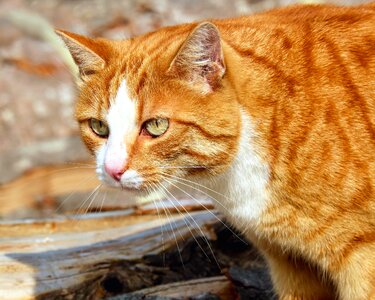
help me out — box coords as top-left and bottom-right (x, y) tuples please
(143, 118), (169, 137)
(89, 118), (109, 138)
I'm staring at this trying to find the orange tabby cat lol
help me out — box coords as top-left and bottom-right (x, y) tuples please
(57, 3), (375, 299)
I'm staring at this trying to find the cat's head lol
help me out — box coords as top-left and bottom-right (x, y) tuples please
(57, 23), (240, 195)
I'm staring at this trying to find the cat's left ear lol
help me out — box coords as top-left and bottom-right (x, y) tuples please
(55, 30), (107, 81)
(168, 22), (225, 94)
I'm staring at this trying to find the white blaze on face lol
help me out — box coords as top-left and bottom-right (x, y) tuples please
(96, 79), (143, 189)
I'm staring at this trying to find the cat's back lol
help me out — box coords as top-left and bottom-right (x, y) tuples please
(216, 3), (375, 56)
(129, 4), (375, 76)
(213, 4), (375, 209)
(214, 3), (375, 128)
(217, 3), (375, 29)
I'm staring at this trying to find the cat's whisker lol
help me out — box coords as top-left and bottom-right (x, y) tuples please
(83, 184), (102, 215)
(160, 171), (239, 221)
(159, 165), (207, 169)
(155, 186), (186, 270)
(149, 183), (166, 266)
(161, 173), (251, 231)
(159, 182), (219, 266)
(55, 175), (98, 213)
(161, 172), (231, 201)
(98, 190), (107, 213)
(44, 166), (97, 174)
(5, 166), (97, 193)
(155, 183), (194, 251)
(74, 184), (102, 216)
(62, 161), (96, 167)
(162, 177), (247, 245)
(158, 184), (207, 250)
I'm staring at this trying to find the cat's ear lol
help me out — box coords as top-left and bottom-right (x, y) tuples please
(55, 30), (106, 81)
(168, 22), (225, 94)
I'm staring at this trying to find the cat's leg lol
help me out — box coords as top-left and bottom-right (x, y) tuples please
(264, 250), (335, 300)
(333, 244), (375, 300)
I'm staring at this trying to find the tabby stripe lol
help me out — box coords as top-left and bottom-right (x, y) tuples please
(226, 41), (297, 96)
(323, 37), (375, 144)
(173, 119), (235, 139)
(183, 148), (229, 164)
(135, 71), (147, 95)
(340, 231), (375, 264)
(131, 27), (192, 77)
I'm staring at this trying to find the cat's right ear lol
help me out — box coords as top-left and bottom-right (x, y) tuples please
(55, 30), (106, 81)
(168, 22), (225, 94)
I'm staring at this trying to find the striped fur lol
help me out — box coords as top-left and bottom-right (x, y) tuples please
(58, 3), (375, 299)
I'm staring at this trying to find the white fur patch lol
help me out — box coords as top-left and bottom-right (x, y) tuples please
(107, 79), (137, 148)
(96, 79), (143, 189)
(207, 109), (270, 231)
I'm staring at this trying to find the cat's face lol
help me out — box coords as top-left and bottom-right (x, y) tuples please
(57, 23), (240, 195)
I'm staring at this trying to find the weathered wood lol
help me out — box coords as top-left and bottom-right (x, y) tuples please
(110, 276), (235, 299)
(0, 163), (101, 216)
(0, 208), (220, 299)
(0, 202), (272, 300)
(0, 158), (269, 300)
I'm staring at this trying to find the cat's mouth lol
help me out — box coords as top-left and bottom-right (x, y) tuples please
(96, 165), (171, 197)
(97, 167), (141, 189)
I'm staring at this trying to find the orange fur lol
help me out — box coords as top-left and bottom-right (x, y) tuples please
(58, 3), (375, 299)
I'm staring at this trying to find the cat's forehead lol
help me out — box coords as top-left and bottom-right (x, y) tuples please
(98, 65), (140, 111)
(107, 78), (139, 141)
(107, 58), (153, 102)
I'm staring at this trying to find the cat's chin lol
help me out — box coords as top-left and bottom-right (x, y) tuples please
(133, 186), (166, 204)
(109, 183), (167, 206)
(99, 176), (168, 204)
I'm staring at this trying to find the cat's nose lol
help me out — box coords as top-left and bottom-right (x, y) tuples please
(104, 163), (126, 182)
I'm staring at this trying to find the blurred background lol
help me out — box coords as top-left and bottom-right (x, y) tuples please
(0, 0), (367, 220)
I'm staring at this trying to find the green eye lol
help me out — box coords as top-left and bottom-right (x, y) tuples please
(144, 118), (169, 137)
(89, 119), (109, 137)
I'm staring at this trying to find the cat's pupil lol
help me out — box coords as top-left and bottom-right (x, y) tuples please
(143, 118), (169, 137)
(90, 118), (109, 138)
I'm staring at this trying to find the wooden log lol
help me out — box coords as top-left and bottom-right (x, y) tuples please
(0, 163), (100, 216)
(0, 159), (270, 299)
(0, 209), (221, 299)
(110, 276), (236, 299)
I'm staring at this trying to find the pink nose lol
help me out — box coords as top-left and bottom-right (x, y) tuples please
(104, 164), (126, 182)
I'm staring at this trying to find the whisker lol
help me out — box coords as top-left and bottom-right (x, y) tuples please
(163, 178), (247, 245)
(83, 184), (102, 215)
(161, 171), (232, 202)
(55, 175), (98, 213)
(163, 173), (249, 231)
(74, 184), (102, 216)
(159, 166), (207, 169)
(160, 171), (238, 219)
(152, 184), (186, 270)
(149, 183), (167, 267)
(63, 161), (96, 167)
(52, 166), (97, 171)
(2, 166), (97, 195)
(98, 190), (107, 213)
(159, 183), (217, 265)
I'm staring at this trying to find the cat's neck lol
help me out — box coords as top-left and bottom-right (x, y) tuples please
(205, 109), (270, 232)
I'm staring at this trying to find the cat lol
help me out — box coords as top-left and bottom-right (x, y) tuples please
(57, 3), (375, 299)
